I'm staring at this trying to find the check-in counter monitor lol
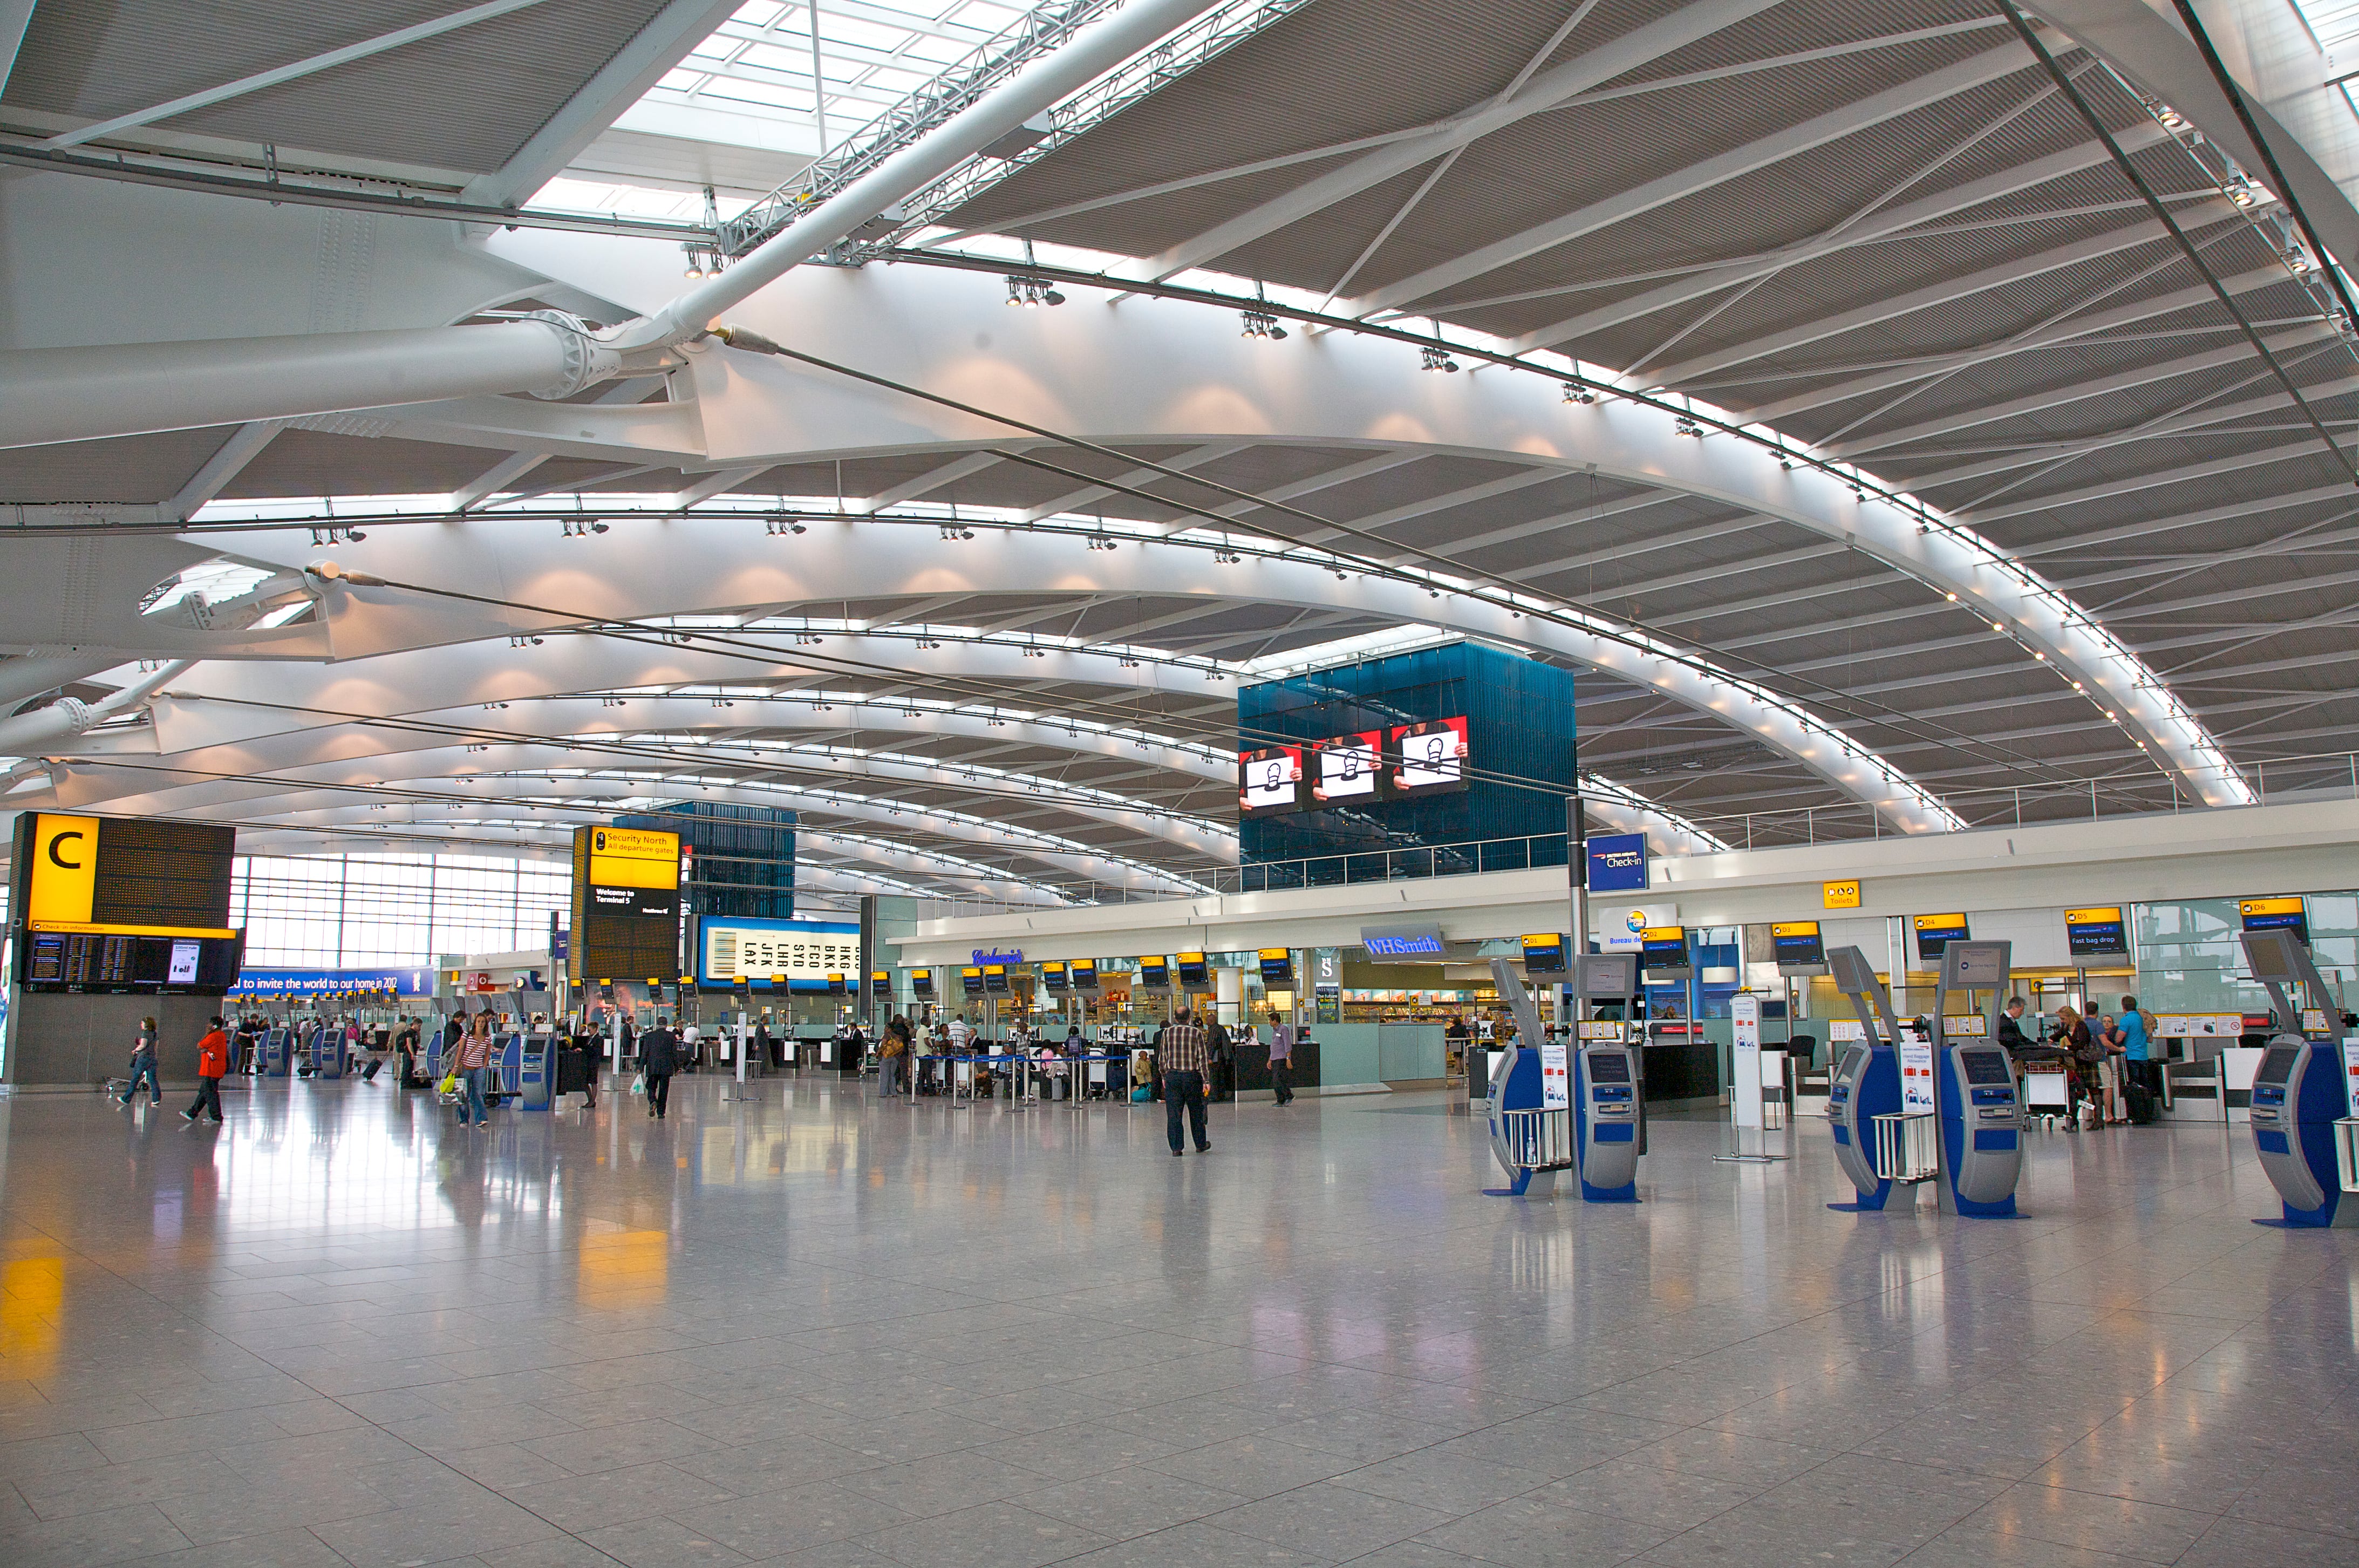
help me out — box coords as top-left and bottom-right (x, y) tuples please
(1937, 1044), (2022, 1215)
(2249, 1040), (2351, 1227)
(1576, 1045), (1641, 1200)
(1826, 1041), (1903, 1210)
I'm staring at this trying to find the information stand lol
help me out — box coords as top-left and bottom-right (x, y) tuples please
(1715, 993), (1784, 1165)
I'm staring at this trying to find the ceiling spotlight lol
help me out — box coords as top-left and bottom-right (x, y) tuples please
(1240, 309), (1287, 340)
(1420, 345), (1459, 373)
(1945, 591), (1958, 602)
(1004, 275), (1063, 307)
(1561, 383), (1595, 404)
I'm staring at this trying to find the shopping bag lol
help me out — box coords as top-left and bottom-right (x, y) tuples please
(437, 1072), (459, 1095)
(631, 1071), (647, 1096)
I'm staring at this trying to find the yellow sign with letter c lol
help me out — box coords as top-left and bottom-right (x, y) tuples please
(28, 813), (99, 925)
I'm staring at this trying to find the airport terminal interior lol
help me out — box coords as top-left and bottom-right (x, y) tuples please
(4, 1), (2359, 1564)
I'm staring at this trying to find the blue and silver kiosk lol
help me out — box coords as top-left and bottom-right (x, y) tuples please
(1483, 951), (1643, 1201)
(2239, 929), (2355, 1229)
(1824, 945), (1906, 1211)
(1929, 940), (2023, 1218)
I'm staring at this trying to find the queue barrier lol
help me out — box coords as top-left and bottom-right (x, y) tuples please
(1872, 1112), (1939, 1184)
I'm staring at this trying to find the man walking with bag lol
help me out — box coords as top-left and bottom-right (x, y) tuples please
(639, 1015), (680, 1119)
(1268, 1017), (1296, 1106)
(1159, 1008), (1212, 1157)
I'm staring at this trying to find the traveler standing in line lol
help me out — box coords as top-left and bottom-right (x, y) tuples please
(878, 1015), (912, 1098)
(1268, 1016), (1296, 1106)
(1159, 1007), (1213, 1157)
(640, 1015), (679, 1119)
(121, 1016), (162, 1107)
(2117, 996), (2158, 1109)
(393, 1017), (421, 1087)
(1996, 997), (2034, 1056)
(453, 1012), (495, 1129)
(182, 1015), (230, 1123)
(948, 1014), (973, 1054)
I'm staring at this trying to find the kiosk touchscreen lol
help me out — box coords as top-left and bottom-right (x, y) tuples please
(1824, 945), (1908, 1211)
(2239, 929), (2353, 1228)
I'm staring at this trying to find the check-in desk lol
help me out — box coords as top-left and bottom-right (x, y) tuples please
(1642, 1025), (1719, 1103)
(1231, 1039), (1320, 1098)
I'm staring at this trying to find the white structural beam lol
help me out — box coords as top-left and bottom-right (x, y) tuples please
(1645, 208), (2240, 390)
(464, 0), (745, 206)
(51, 734), (1236, 859)
(1825, 322), (2340, 460)
(1499, 125), (2167, 354)
(1355, 39), (2049, 319)
(1736, 262), (2292, 426)
(41, 0), (561, 149)
(1119, 0), (1784, 284)
(164, 421), (286, 521)
(0, 0), (33, 93)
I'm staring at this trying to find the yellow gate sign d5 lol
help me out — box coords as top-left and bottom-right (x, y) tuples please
(1823, 880), (1862, 910)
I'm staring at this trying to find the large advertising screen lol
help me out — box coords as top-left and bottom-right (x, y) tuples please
(1388, 715), (1470, 796)
(1308, 730), (1383, 806)
(1238, 745), (1304, 814)
(697, 916), (859, 991)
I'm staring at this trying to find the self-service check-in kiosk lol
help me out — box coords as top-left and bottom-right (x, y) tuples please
(517, 1033), (555, 1111)
(314, 1027), (345, 1081)
(494, 1032), (523, 1102)
(1574, 1022), (1641, 1201)
(1931, 940), (2023, 1218)
(260, 1027), (290, 1077)
(1824, 946), (1907, 1211)
(2239, 929), (2355, 1228)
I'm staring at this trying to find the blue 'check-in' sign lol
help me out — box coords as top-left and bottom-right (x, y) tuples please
(1586, 832), (1650, 893)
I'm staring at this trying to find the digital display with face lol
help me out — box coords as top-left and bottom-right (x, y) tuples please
(1238, 745), (1304, 813)
(1310, 731), (1383, 803)
(1388, 716), (1470, 795)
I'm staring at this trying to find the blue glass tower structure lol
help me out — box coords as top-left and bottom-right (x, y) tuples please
(1238, 640), (1577, 884)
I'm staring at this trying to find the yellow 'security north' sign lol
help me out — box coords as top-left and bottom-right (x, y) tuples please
(587, 827), (680, 890)
(1823, 880), (1862, 909)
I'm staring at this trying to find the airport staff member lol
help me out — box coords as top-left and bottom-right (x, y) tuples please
(1159, 1008), (1213, 1157)
(1268, 1018), (1296, 1106)
(182, 1016), (230, 1123)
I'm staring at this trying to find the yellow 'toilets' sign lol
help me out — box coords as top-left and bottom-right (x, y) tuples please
(1822, 880), (1861, 909)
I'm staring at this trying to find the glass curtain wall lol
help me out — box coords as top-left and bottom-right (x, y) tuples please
(231, 854), (570, 968)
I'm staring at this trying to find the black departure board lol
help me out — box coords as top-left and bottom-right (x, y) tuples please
(22, 930), (242, 993)
(87, 819), (235, 928)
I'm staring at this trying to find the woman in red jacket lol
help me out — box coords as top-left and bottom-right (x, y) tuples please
(182, 1016), (230, 1123)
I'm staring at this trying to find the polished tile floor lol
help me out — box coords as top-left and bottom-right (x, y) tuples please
(0, 1073), (2353, 1568)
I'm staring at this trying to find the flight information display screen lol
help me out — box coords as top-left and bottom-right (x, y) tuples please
(570, 826), (680, 984)
(2240, 897), (2310, 947)
(1176, 952), (1210, 988)
(1586, 1051), (1631, 1084)
(1238, 745), (1304, 814)
(1136, 956), (1169, 989)
(1771, 922), (1825, 966)
(1070, 960), (1099, 990)
(869, 970), (891, 996)
(1520, 933), (1568, 976)
(1041, 962), (1068, 991)
(2065, 907), (2129, 958)
(1914, 913), (1971, 962)
(960, 966), (985, 996)
(983, 965), (1011, 994)
(911, 969), (935, 998)
(1388, 715), (1470, 795)
(22, 929), (243, 993)
(1308, 730), (1383, 805)
(1257, 948), (1293, 986)
(1640, 926), (1691, 975)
